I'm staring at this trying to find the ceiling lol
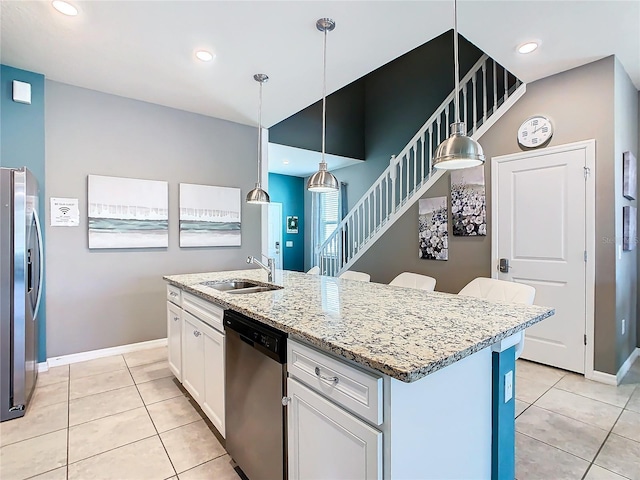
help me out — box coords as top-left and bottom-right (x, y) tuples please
(268, 142), (362, 177)
(2, 1), (638, 130)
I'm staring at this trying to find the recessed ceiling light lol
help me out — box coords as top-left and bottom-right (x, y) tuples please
(517, 42), (539, 54)
(52, 0), (78, 16)
(283, 160), (290, 165)
(195, 50), (215, 62)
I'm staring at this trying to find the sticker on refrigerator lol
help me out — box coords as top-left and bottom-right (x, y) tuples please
(50, 197), (80, 226)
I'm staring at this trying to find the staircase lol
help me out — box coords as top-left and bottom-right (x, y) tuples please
(316, 54), (526, 276)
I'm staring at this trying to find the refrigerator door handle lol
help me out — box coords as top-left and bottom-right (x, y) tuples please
(33, 208), (44, 321)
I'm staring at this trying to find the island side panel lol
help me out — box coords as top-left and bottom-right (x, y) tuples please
(389, 347), (492, 479)
(492, 346), (516, 480)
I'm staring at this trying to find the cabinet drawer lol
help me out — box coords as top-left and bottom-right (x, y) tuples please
(167, 284), (182, 306)
(183, 291), (224, 332)
(287, 339), (383, 426)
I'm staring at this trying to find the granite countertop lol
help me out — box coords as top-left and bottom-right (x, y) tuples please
(164, 269), (553, 383)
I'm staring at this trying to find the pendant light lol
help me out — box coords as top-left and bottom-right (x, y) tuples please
(432, 0), (485, 170)
(307, 18), (339, 193)
(246, 74), (271, 204)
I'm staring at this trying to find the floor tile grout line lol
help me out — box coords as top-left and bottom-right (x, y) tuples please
(520, 403), (614, 433)
(130, 365), (178, 478)
(66, 432), (159, 467)
(580, 399), (628, 480)
(516, 430), (599, 465)
(174, 453), (229, 477)
(68, 404), (149, 430)
(552, 384), (636, 409)
(0, 426), (69, 449)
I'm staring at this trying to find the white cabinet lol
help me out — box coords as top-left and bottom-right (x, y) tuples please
(182, 311), (206, 404)
(167, 301), (182, 381)
(202, 324), (225, 437)
(287, 377), (382, 480)
(181, 310), (226, 437)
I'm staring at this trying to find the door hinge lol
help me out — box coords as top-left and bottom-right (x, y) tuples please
(584, 334), (587, 345)
(584, 250), (588, 262)
(583, 166), (591, 179)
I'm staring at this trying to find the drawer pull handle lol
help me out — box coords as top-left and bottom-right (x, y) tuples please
(315, 367), (339, 385)
(193, 331), (201, 337)
(173, 316), (179, 322)
(170, 292), (178, 297)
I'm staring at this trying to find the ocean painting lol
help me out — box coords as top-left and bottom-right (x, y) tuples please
(88, 175), (169, 249)
(179, 183), (241, 247)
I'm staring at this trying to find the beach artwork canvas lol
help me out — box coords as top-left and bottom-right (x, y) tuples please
(88, 175), (169, 249)
(451, 165), (486, 236)
(419, 196), (448, 261)
(179, 183), (241, 247)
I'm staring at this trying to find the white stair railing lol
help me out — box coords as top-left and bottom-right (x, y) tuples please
(316, 54), (526, 276)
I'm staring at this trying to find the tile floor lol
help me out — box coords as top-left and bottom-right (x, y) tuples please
(0, 347), (240, 480)
(1, 347), (638, 479)
(515, 357), (640, 480)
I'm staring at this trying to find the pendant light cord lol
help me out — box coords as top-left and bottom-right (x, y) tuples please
(453, 0), (460, 124)
(257, 79), (263, 186)
(321, 26), (327, 166)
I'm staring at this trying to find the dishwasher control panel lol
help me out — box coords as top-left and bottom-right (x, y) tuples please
(224, 310), (287, 363)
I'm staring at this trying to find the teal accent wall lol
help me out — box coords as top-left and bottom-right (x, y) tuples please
(268, 173), (305, 271)
(492, 347), (516, 480)
(1, 65), (46, 361)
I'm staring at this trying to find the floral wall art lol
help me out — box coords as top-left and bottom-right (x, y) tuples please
(179, 183), (241, 247)
(88, 175), (168, 249)
(419, 196), (448, 261)
(451, 165), (486, 236)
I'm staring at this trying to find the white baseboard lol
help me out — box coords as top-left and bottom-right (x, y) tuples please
(617, 347), (640, 384)
(46, 338), (168, 368)
(37, 362), (49, 373)
(589, 348), (640, 386)
(589, 370), (618, 386)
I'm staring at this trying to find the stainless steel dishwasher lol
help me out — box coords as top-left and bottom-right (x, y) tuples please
(224, 310), (287, 480)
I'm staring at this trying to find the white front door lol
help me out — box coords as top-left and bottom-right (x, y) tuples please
(492, 141), (595, 374)
(268, 202), (283, 270)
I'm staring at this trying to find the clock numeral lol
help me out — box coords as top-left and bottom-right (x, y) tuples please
(522, 131), (528, 137)
(532, 119), (539, 126)
(532, 138), (538, 144)
(542, 126), (548, 133)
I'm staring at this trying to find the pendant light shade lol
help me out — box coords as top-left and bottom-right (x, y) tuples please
(432, 0), (485, 170)
(247, 73), (271, 204)
(307, 18), (339, 193)
(432, 122), (485, 170)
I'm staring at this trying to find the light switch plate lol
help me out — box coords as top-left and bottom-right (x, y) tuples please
(12, 80), (32, 104)
(504, 370), (513, 403)
(285, 241), (293, 248)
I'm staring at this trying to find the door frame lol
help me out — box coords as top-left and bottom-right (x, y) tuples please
(491, 139), (596, 379)
(268, 202), (283, 270)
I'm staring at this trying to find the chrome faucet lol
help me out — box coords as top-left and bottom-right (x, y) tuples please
(247, 255), (275, 282)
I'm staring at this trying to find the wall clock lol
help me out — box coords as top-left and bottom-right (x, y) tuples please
(517, 115), (553, 149)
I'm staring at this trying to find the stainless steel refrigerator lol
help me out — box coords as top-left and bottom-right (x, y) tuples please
(1, 167), (43, 422)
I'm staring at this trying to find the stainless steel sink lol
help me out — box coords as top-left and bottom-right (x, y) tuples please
(227, 286), (280, 295)
(201, 280), (282, 294)
(204, 280), (261, 291)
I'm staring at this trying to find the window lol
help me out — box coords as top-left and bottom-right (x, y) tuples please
(313, 189), (340, 257)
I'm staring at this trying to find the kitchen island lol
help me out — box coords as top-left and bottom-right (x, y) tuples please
(165, 269), (554, 480)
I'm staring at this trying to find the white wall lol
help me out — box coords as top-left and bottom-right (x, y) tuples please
(45, 81), (262, 357)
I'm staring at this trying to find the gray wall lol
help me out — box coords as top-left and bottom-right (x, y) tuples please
(614, 58), (639, 367)
(353, 57), (633, 375)
(45, 81), (262, 357)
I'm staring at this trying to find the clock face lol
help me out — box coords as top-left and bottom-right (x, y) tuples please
(517, 116), (553, 148)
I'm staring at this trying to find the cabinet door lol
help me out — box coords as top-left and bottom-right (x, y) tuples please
(167, 301), (182, 381)
(182, 311), (205, 403)
(202, 327), (225, 438)
(287, 378), (382, 480)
